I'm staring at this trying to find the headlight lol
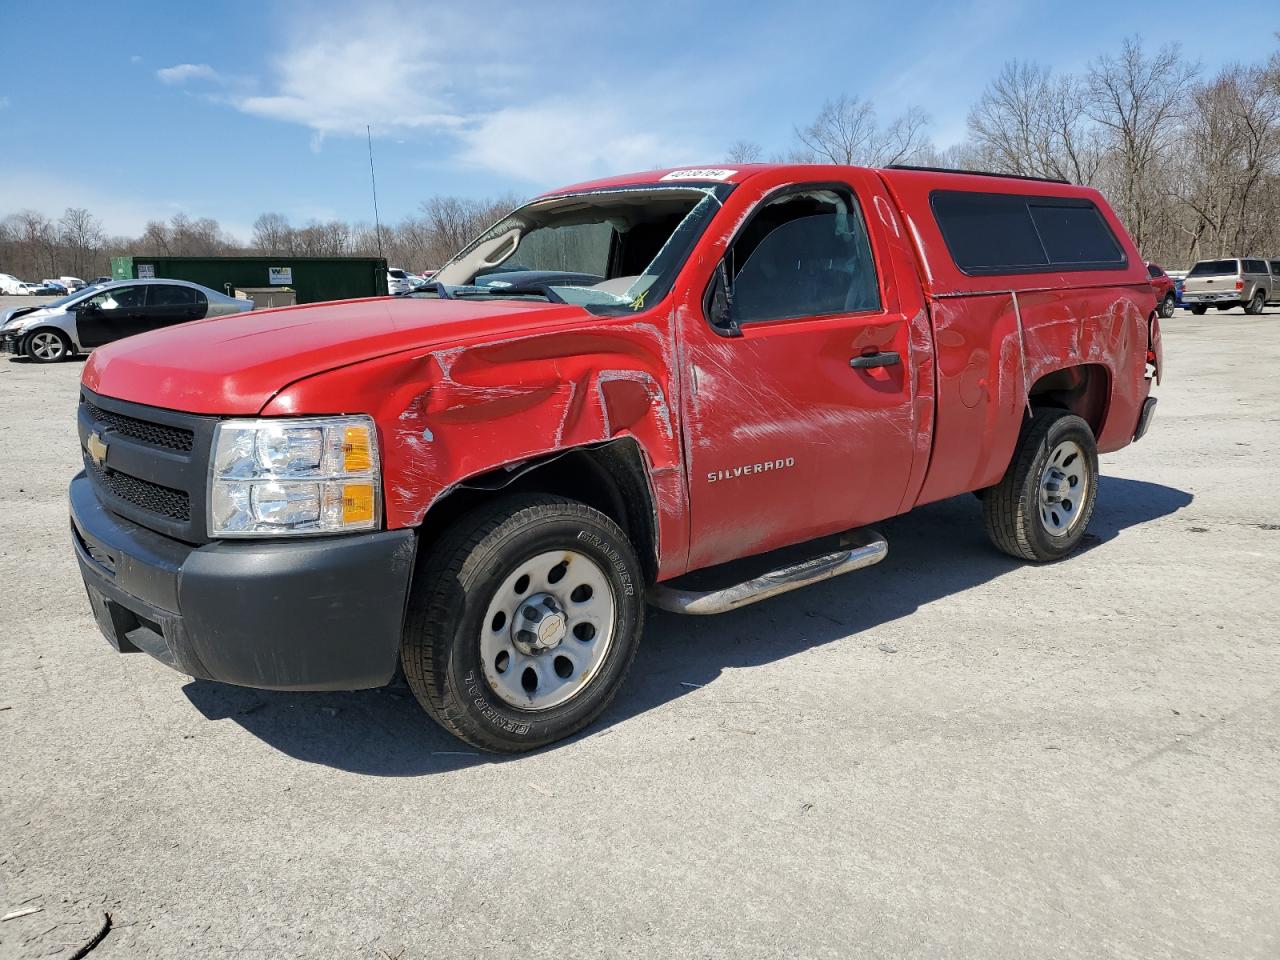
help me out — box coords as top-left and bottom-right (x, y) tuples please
(209, 416), (381, 537)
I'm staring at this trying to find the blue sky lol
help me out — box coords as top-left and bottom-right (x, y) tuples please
(1, 0), (1274, 240)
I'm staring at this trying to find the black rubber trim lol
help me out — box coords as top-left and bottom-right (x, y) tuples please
(70, 472), (417, 691)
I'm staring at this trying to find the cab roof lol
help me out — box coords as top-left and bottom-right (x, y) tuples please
(541, 163), (1093, 199)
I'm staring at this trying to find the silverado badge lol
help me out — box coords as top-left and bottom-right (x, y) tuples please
(86, 431), (109, 468)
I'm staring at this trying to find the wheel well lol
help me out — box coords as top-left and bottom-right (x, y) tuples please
(414, 438), (660, 584)
(1027, 364), (1109, 437)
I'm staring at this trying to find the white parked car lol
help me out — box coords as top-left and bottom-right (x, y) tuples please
(387, 268), (412, 295)
(59, 276), (88, 291)
(0, 273), (25, 295)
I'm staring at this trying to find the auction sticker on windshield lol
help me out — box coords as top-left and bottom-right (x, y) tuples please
(659, 169), (737, 181)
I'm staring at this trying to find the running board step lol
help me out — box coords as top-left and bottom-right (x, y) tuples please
(647, 529), (888, 615)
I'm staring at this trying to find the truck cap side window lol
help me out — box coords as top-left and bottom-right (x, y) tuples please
(728, 188), (880, 325)
(931, 190), (1126, 275)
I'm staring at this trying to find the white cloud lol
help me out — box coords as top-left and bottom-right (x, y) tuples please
(156, 63), (223, 85)
(459, 99), (702, 185)
(152, 4), (712, 183)
(231, 31), (464, 138)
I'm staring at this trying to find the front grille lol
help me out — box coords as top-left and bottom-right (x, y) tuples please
(82, 400), (194, 452)
(86, 458), (191, 522)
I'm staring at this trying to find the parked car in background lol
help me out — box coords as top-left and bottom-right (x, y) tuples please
(0, 273), (25, 295)
(1165, 270), (1187, 308)
(1, 278), (254, 362)
(1146, 262), (1176, 318)
(1268, 260), (1280, 304)
(1182, 258), (1271, 314)
(91, 277), (113, 286)
(17, 282), (45, 295)
(41, 280), (69, 295)
(387, 268), (412, 295)
(59, 276), (89, 292)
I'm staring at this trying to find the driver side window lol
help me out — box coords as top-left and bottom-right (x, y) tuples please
(730, 188), (879, 324)
(85, 286), (144, 310)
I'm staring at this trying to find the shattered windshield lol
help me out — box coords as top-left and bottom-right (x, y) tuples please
(424, 183), (734, 313)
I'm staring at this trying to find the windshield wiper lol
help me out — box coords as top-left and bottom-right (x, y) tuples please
(452, 283), (568, 304)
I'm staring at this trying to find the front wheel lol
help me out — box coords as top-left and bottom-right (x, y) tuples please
(25, 329), (72, 362)
(402, 494), (644, 752)
(983, 410), (1099, 562)
(1158, 293), (1176, 319)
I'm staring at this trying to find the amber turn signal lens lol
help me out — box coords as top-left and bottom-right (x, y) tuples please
(341, 482), (375, 524)
(342, 426), (372, 473)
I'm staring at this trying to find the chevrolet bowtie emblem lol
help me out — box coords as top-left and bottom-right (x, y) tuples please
(86, 431), (109, 468)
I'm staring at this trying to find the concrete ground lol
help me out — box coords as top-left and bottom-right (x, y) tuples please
(1, 305), (1277, 959)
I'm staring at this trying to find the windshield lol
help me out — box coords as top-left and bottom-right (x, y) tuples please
(425, 183), (734, 313)
(1188, 259), (1239, 277)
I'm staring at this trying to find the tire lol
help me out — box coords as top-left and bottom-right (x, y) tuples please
(983, 409), (1099, 562)
(1190, 305), (1207, 315)
(401, 494), (644, 752)
(25, 329), (72, 362)
(1158, 293), (1176, 318)
(1244, 290), (1266, 315)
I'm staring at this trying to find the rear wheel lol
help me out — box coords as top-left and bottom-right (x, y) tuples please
(25, 329), (72, 362)
(1244, 290), (1266, 315)
(1190, 305), (1207, 315)
(401, 494), (644, 752)
(984, 410), (1099, 562)
(1158, 293), (1176, 318)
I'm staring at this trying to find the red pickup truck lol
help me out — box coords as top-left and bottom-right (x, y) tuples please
(70, 164), (1161, 751)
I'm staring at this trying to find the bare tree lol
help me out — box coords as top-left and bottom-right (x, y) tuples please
(725, 140), (764, 163)
(967, 61), (1103, 183)
(1085, 37), (1199, 249)
(794, 95), (932, 166)
(251, 213), (292, 253)
(57, 207), (105, 279)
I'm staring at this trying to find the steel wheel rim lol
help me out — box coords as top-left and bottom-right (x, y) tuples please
(30, 332), (63, 360)
(479, 549), (616, 711)
(1038, 439), (1088, 536)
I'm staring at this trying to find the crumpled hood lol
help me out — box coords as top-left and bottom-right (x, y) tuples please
(2, 305), (52, 328)
(83, 296), (592, 414)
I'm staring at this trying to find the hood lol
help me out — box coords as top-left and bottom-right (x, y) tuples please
(82, 296), (593, 415)
(3, 305), (50, 327)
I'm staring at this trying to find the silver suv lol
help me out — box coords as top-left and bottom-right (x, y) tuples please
(1182, 258), (1271, 315)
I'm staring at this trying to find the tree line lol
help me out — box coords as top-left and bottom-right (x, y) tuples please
(0, 196), (519, 283)
(3, 35), (1277, 282)
(729, 36), (1280, 266)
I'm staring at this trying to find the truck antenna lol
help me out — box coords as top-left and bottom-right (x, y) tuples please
(367, 124), (385, 259)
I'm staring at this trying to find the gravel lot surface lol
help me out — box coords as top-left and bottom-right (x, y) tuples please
(1, 305), (1277, 959)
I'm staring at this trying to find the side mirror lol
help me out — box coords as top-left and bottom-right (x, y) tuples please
(708, 259), (741, 338)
